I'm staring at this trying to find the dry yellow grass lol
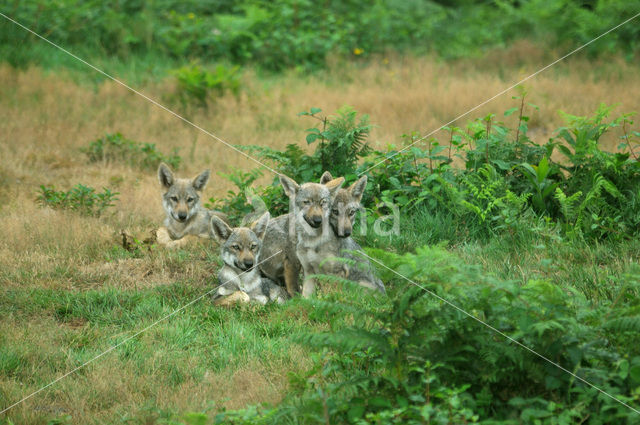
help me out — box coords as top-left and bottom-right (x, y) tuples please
(1, 44), (640, 423)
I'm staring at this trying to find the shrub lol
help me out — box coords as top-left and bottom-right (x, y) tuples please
(82, 132), (181, 170)
(239, 106), (372, 183)
(37, 184), (118, 216)
(171, 63), (241, 108)
(358, 100), (640, 242)
(282, 246), (640, 424)
(218, 101), (640, 242)
(3, 1), (640, 72)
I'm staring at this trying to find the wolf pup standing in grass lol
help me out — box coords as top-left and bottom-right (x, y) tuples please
(209, 212), (288, 305)
(260, 174), (345, 298)
(320, 171), (385, 294)
(156, 162), (229, 248)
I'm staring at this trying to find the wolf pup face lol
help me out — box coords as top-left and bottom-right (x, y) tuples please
(320, 171), (367, 238)
(279, 175), (344, 229)
(210, 212), (270, 271)
(158, 162), (210, 223)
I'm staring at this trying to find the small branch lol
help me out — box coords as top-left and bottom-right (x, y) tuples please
(515, 93), (526, 144)
(448, 127), (453, 162)
(622, 120), (638, 161)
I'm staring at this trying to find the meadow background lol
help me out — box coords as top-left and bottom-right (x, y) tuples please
(1, 1), (640, 424)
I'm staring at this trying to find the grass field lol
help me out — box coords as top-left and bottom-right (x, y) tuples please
(1, 41), (640, 423)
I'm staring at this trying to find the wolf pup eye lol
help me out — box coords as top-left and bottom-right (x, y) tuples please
(303, 200), (311, 205)
(332, 209), (339, 215)
(320, 199), (328, 206)
(250, 243), (258, 250)
(170, 196), (178, 202)
(349, 209), (356, 216)
(232, 245), (240, 250)
(187, 197), (195, 203)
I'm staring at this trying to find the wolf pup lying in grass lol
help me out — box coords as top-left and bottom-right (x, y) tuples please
(210, 212), (288, 305)
(156, 162), (229, 248)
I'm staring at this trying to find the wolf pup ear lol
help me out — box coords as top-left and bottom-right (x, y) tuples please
(192, 169), (211, 191)
(324, 177), (345, 198)
(349, 175), (368, 203)
(279, 175), (300, 198)
(251, 211), (270, 240)
(158, 163), (174, 188)
(319, 171), (334, 185)
(210, 216), (233, 242)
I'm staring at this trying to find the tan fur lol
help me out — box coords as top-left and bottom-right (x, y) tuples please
(156, 162), (229, 248)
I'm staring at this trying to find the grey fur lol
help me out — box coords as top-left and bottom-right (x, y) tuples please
(211, 213), (288, 305)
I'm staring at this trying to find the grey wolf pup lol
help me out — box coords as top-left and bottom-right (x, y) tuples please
(210, 212), (287, 305)
(156, 162), (228, 248)
(259, 174), (345, 298)
(319, 171), (385, 294)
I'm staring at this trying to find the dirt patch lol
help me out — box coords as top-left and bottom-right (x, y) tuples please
(81, 258), (173, 290)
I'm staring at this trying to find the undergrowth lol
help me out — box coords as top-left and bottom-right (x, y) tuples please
(82, 132), (181, 170)
(219, 95), (640, 243)
(36, 184), (119, 216)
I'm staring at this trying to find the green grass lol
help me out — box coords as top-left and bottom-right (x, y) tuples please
(357, 205), (640, 303)
(1, 217), (639, 423)
(0, 269), (316, 423)
(0, 43), (182, 86)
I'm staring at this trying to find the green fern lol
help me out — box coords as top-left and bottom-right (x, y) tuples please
(554, 187), (583, 222)
(603, 316), (640, 333)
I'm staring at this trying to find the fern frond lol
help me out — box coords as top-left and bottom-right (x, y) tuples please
(603, 316), (640, 332)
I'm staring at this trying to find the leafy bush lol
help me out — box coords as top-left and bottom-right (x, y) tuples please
(3, 1), (639, 72)
(205, 168), (289, 225)
(209, 106), (374, 223)
(171, 63), (241, 108)
(214, 100), (640, 242)
(82, 132), (181, 170)
(357, 100), (640, 242)
(37, 184), (118, 216)
(281, 246), (640, 424)
(240, 106), (372, 184)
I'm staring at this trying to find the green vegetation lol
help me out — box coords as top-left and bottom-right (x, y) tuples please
(37, 184), (119, 216)
(3, 1), (640, 423)
(2, 0), (639, 77)
(217, 100), (640, 244)
(174, 101), (640, 423)
(14, 96), (640, 424)
(171, 63), (241, 108)
(83, 132), (181, 170)
(199, 247), (640, 424)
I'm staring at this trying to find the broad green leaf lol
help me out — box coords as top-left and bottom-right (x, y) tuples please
(504, 107), (518, 116)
